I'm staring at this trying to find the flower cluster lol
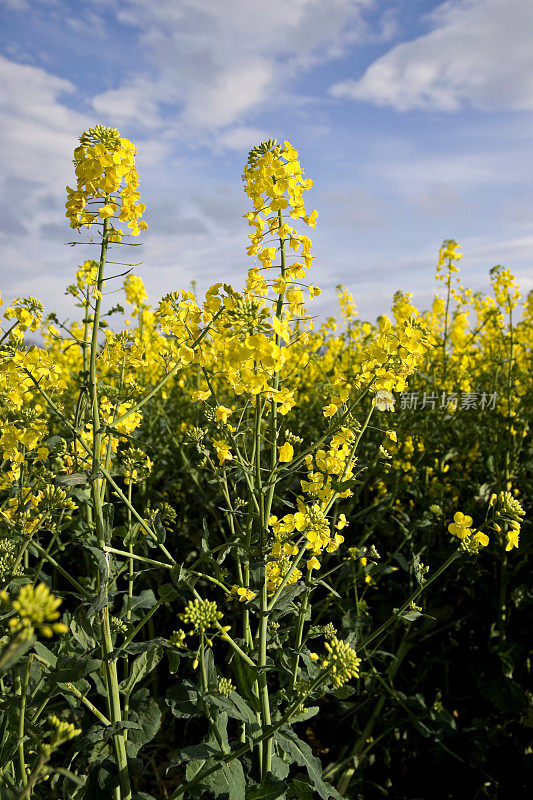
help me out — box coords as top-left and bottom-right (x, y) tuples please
(190, 139), (320, 419)
(448, 511), (489, 552)
(321, 636), (362, 688)
(265, 551), (303, 594)
(122, 446), (153, 485)
(3, 296), (44, 343)
(0, 536), (23, 583)
(180, 598), (223, 634)
(2, 583), (68, 639)
(490, 491), (525, 551)
(99, 396), (143, 438)
(169, 629), (188, 648)
(230, 585), (256, 603)
(266, 504), (347, 591)
(263, 424), (356, 590)
(218, 677), (235, 697)
(301, 428), (357, 504)
(124, 274), (148, 308)
(41, 714), (81, 758)
(65, 125), (147, 241)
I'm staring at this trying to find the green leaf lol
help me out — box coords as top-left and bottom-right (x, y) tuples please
(33, 641), (57, 668)
(166, 681), (199, 718)
(205, 692), (260, 736)
(331, 685), (355, 699)
(125, 637), (167, 655)
(167, 649), (180, 674)
(51, 655), (102, 684)
(271, 582), (306, 616)
(85, 757), (120, 799)
(103, 721), (143, 740)
(205, 647), (217, 690)
(181, 713), (244, 799)
(394, 553), (410, 572)
(152, 512), (167, 544)
(123, 522), (141, 547)
(202, 518), (211, 552)
(413, 719), (432, 738)
(246, 776), (287, 799)
(171, 564), (198, 593)
(287, 779), (315, 799)
(126, 693), (163, 758)
(270, 755), (291, 779)
(397, 608), (435, 623)
(70, 608), (97, 650)
(316, 580), (341, 599)
(128, 589), (157, 613)
(168, 742), (218, 769)
(102, 502), (114, 544)
(250, 561), (266, 586)
(55, 472), (88, 487)
(275, 729), (344, 800)
(202, 758), (246, 800)
(120, 648), (163, 697)
(289, 705), (319, 723)
(158, 582), (178, 602)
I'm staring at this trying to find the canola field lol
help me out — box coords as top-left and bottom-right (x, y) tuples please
(0, 127), (531, 800)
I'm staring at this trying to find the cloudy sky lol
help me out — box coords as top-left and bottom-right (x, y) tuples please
(1, 0), (532, 323)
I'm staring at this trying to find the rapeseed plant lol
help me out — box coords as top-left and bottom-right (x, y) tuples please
(0, 128), (529, 800)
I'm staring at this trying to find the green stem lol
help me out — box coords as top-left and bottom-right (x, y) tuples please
(113, 599), (165, 661)
(18, 656), (33, 788)
(103, 546), (173, 570)
(215, 621), (257, 670)
(28, 541), (89, 597)
(16, 755), (46, 800)
(251, 381), (272, 780)
(88, 211), (131, 800)
(0, 636), (30, 675)
(291, 584), (310, 689)
(361, 551), (459, 652)
(257, 580), (272, 780)
(266, 540), (307, 612)
(123, 482), (134, 726)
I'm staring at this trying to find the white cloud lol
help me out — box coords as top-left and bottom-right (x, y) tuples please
(91, 77), (164, 129)
(0, 55), (86, 188)
(330, 0), (533, 112)
(186, 60), (272, 129)
(0, 0), (30, 8)
(89, 0), (373, 136)
(0, 53), (92, 276)
(462, 233), (533, 267)
(217, 126), (270, 152)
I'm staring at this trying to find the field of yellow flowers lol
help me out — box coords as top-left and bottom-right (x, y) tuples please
(0, 127), (531, 800)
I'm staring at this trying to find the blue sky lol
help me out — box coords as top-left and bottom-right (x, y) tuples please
(1, 0), (532, 322)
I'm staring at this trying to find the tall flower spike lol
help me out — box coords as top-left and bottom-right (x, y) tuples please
(240, 135), (320, 389)
(65, 125), (148, 242)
